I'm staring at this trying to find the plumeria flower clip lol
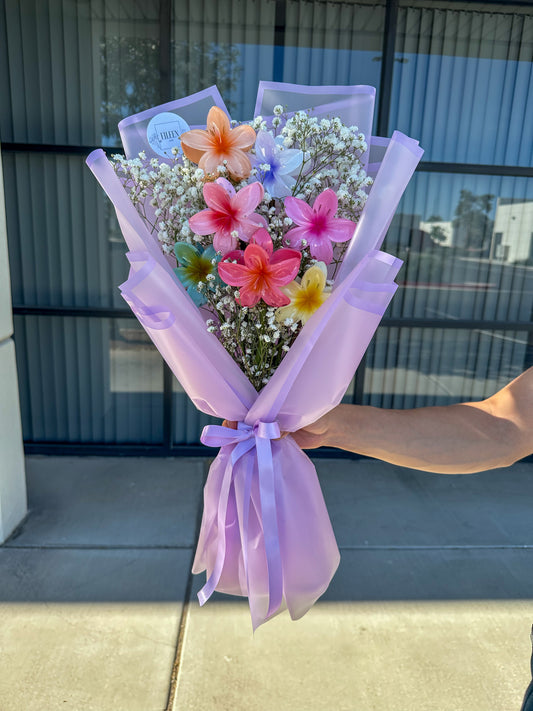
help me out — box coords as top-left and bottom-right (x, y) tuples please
(188, 177), (267, 255)
(218, 228), (301, 308)
(174, 242), (220, 306)
(252, 130), (303, 198)
(284, 188), (357, 264)
(180, 106), (257, 181)
(222, 225), (275, 264)
(276, 261), (331, 325)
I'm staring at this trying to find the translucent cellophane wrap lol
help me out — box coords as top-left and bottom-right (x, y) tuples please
(87, 82), (423, 629)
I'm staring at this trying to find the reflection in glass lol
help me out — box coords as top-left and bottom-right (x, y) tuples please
(172, 0), (276, 118)
(100, 31), (161, 146)
(4, 153), (129, 309)
(283, 0), (384, 110)
(280, 1), (384, 131)
(14, 316), (164, 443)
(365, 327), (532, 409)
(383, 172), (533, 323)
(0, 0), (161, 146)
(391, 2), (533, 165)
(171, 0), (384, 121)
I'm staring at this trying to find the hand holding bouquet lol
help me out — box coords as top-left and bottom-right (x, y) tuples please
(88, 83), (423, 629)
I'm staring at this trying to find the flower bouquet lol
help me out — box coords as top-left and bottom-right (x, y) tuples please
(87, 82), (423, 630)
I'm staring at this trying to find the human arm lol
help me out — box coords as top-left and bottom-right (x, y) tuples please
(290, 368), (533, 474)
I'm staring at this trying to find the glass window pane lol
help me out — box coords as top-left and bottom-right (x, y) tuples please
(391, 2), (533, 165)
(383, 171), (533, 322)
(171, 0), (384, 121)
(172, 0), (276, 119)
(0, 0), (161, 147)
(5, 152), (128, 309)
(283, 0), (384, 128)
(14, 316), (164, 443)
(364, 326), (532, 408)
(1, 0), (386, 146)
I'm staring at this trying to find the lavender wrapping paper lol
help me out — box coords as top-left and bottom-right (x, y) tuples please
(87, 83), (423, 629)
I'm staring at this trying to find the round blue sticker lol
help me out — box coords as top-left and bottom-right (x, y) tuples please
(147, 112), (191, 159)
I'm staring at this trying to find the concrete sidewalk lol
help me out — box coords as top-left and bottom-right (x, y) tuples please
(1, 455), (532, 710)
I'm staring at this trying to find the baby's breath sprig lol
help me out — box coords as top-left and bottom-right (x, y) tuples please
(201, 286), (299, 390)
(113, 152), (209, 254)
(280, 112), (369, 222)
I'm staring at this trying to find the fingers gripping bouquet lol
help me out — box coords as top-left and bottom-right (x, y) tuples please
(88, 83), (423, 630)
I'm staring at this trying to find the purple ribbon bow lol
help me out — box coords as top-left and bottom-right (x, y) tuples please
(200, 420), (283, 620)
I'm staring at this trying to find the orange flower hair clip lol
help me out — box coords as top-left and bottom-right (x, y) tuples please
(180, 106), (256, 181)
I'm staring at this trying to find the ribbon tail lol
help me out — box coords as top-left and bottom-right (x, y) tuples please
(241, 456), (253, 592)
(197, 455), (234, 606)
(197, 437), (255, 606)
(256, 436), (284, 621)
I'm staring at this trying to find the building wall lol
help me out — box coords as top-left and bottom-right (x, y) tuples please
(0, 147), (27, 538)
(1, 0), (532, 452)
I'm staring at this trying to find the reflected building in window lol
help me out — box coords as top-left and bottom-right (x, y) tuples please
(491, 199), (533, 264)
(419, 219), (454, 248)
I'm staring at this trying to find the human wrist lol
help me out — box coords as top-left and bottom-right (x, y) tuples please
(323, 404), (362, 452)
(320, 405), (347, 449)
